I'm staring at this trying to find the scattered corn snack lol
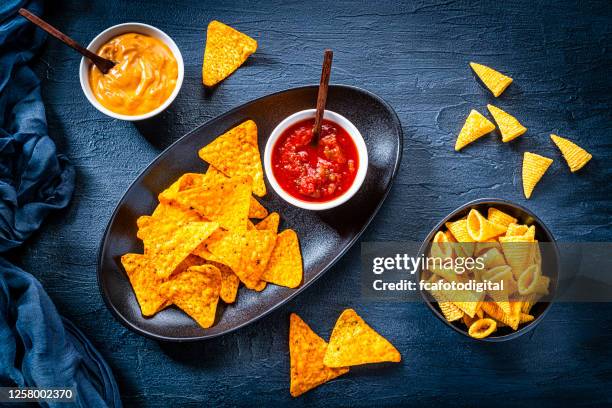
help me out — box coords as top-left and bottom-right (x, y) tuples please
(550, 134), (592, 172)
(289, 314), (349, 397)
(202, 21), (257, 87)
(469, 62), (513, 97)
(487, 104), (527, 142)
(455, 109), (496, 151)
(522, 152), (553, 199)
(324, 309), (401, 367)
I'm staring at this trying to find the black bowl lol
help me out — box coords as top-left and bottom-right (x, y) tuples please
(417, 198), (559, 342)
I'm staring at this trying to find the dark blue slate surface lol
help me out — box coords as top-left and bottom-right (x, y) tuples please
(15, 0), (612, 406)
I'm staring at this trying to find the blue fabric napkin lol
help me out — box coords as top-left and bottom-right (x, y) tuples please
(0, 1), (122, 407)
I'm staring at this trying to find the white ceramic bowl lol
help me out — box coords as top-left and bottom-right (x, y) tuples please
(79, 23), (184, 121)
(264, 109), (368, 211)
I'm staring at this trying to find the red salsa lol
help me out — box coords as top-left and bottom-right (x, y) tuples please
(271, 118), (359, 202)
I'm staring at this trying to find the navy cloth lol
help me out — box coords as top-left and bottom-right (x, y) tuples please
(0, 1), (121, 407)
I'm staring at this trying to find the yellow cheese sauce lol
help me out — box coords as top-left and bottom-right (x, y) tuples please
(89, 33), (178, 116)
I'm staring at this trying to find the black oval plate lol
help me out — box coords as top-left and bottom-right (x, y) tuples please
(97, 85), (403, 341)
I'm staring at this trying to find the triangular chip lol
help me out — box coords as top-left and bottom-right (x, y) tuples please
(550, 134), (592, 172)
(262, 229), (303, 288)
(198, 121), (266, 196)
(202, 20), (257, 87)
(256, 212), (280, 233)
(173, 176), (252, 231)
(158, 173), (206, 203)
(206, 261), (240, 304)
(289, 314), (348, 397)
(470, 62), (513, 97)
(487, 104), (527, 142)
(146, 221), (219, 278)
(205, 166), (268, 217)
(522, 152), (553, 199)
(159, 265), (222, 328)
(121, 253), (169, 316)
(194, 229), (244, 271)
(323, 309), (401, 367)
(235, 229), (277, 289)
(455, 109), (496, 151)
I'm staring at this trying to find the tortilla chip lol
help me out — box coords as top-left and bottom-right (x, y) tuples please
(289, 314), (349, 397)
(206, 260), (240, 304)
(247, 220), (256, 230)
(256, 212), (280, 233)
(522, 152), (553, 199)
(147, 221), (219, 279)
(550, 134), (592, 172)
(262, 229), (303, 288)
(234, 229), (277, 289)
(470, 62), (513, 97)
(199, 121), (265, 197)
(173, 176), (252, 231)
(159, 265), (222, 328)
(202, 20), (257, 87)
(487, 207), (517, 228)
(455, 109), (496, 151)
(121, 253), (169, 316)
(158, 173), (205, 203)
(249, 197), (268, 219)
(323, 309), (401, 367)
(205, 166), (268, 218)
(194, 229), (243, 271)
(487, 104), (527, 142)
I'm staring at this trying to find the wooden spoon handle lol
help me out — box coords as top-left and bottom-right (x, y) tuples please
(18, 8), (115, 74)
(312, 49), (334, 141)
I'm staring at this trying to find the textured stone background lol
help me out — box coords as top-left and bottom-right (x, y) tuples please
(14, 0), (612, 406)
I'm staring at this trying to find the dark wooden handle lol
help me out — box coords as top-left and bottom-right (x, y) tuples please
(312, 49), (333, 142)
(18, 8), (115, 74)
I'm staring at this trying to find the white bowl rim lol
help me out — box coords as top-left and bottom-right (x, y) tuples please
(78, 22), (184, 121)
(264, 109), (369, 211)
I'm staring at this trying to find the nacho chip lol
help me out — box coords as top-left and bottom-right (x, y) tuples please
(487, 104), (527, 142)
(205, 166), (268, 218)
(202, 20), (257, 87)
(256, 212), (280, 233)
(159, 265), (222, 328)
(121, 253), (169, 316)
(249, 197), (268, 219)
(522, 152), (553, 199)
(194, 229), (244, 271)
(207, 261), (240, 304)
(487, 207), (518, 228)
(455, 109), (496, 151)
(234, 229), (277, 289)
(469, 62), (513, 97)
(173, 176), (252, 231)
(323, 309), (401, 367)
(467, 209), (506, 242)
(550, 134), (592, 172)
(289, 314), (349, 397)
(262, 229), (303, 288)
(198, 121), (265, 196)
(158, 173), (205, 203)
(147, 221), (219, 279)
(468, 318), (497, 339)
